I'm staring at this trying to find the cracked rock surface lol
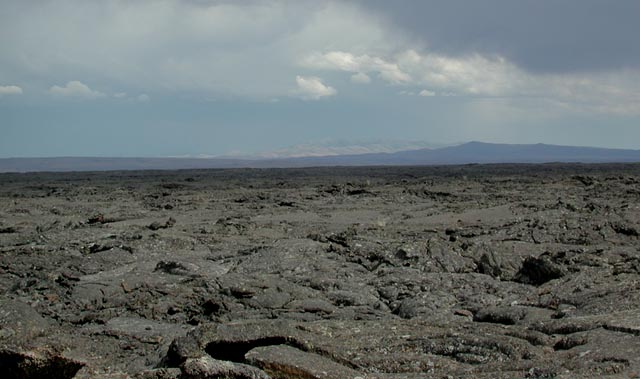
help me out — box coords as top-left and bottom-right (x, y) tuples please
(2, 164), (640, 378)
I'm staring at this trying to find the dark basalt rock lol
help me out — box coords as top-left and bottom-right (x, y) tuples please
(148, 217), (176, 231)
(0, 226), (18, 234)
(477, 252), (503, 278)
(474, 306), (527, 325)
(2, 164), (640, 378)
(610, 221), (640, 237)
(394, 298), (420, 319)
(514, 255), (566, 285)
(154, 260), (195, 276)
(0, 348), (84, 379)
(553, 335), (588, 350)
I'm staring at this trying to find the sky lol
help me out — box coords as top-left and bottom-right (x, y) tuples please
(1, 0), (640, 158)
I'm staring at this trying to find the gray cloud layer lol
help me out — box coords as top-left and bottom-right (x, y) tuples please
(362, 0), (640, 73)
(1, 1), (638, 110)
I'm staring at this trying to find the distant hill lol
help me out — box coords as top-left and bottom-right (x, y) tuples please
(2, 142), (640, 172)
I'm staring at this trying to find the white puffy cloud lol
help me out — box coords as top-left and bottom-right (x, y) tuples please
(399, 50), (640, 114)
(295, 75), (336, 100)
(49, 81), (105, 98)
(351, 72), (371, 84)
(304, 48), (640, 115)
(113, 92), (127, 98)
(0, 85), (23, 95)
(302, 51), (411, 84)
(305, 49), (519, 95)
(137, 94), (150, 102)
(395, 50), (524, 97)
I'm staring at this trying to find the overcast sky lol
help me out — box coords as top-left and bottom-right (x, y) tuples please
(1, 0), (640, 157)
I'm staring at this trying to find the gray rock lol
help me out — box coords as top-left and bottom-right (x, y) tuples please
(97, 316), (190, 344)
(0, 299), (51, 342)
(135, 368), (182, 379)
(182, 356), (270, 379)
(245, 345), (360, 379)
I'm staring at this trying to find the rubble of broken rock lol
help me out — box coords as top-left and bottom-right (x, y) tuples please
(1, 164), (640, 378)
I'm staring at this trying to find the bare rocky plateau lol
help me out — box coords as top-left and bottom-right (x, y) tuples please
(1, 164), (640, 378)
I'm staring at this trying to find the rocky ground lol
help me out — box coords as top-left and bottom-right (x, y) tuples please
(1, 164), (640, 378)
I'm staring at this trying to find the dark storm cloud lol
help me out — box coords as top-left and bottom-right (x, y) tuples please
(361, 0), (640, 73)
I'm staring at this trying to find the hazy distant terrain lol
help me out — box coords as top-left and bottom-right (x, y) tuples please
(2, 142), (640, 172)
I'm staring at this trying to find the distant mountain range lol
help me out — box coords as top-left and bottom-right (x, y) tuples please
(2, 141), (640, 172)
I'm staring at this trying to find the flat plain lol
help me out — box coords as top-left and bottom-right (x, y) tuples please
(2, 164), (640, 378)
